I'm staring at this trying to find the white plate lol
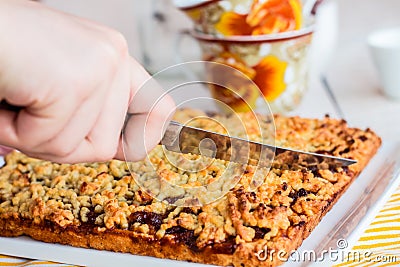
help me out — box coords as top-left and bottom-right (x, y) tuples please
(0, 142), (399, 267)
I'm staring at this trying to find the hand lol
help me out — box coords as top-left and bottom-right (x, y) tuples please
(0, 145), (12, 156)
(0, 0), (175, 163)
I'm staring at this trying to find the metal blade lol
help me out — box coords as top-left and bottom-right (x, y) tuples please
(161, 121), (357, 168)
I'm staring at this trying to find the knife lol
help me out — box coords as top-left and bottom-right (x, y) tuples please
(0, 100), (22, 112)
(0, 100), (357, 168)
(161, 120), (357, 168)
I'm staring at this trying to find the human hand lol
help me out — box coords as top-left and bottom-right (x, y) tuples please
(0, 0), (175, 163)
(0, 145), (12, 156)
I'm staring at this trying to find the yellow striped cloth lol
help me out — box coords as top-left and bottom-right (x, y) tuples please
(1, 187), (400, 267)
(333, 186), (400, 267)
(0, 255), (77, 267)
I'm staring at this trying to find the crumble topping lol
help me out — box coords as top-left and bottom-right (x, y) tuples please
(0, 109), (381, 259)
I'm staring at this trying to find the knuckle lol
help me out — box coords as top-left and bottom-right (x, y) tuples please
(91, 29), (129, 73)
(100, 30), (129, 62)
(107, 30), (129, 54)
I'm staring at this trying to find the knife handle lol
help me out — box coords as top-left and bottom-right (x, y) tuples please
(0, 100), (23, 112)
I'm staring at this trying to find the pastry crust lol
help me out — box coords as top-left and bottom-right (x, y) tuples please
(0, 110), (381, 267)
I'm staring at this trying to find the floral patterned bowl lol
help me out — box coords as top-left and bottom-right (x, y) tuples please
(191, 23), (314, 114)
(177, 0), (303, 37)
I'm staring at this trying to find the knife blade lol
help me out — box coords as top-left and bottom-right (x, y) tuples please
(161, 120), (357, 168)
(0, 100), (356, 169)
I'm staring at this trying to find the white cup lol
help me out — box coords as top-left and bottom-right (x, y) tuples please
(172, 0), (212, 9)
(368, 27), (400, 100)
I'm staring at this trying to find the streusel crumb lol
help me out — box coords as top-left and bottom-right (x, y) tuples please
(0, 109), (381, 267)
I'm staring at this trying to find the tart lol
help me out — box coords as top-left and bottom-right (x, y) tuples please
(0, 109), (381, 266)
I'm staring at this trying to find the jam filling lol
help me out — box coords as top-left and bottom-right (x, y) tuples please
(289, 188), (309, 203)
(86, 207), (98, 225)
(253, 226), (271, 239)
(211, 236), (237, 255)
(164, 226), (238, 255)
(129, 211), (164, 233)
(164, 226), (198, 251)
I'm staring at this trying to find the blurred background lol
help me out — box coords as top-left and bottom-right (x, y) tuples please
(41, 0), (400, 141)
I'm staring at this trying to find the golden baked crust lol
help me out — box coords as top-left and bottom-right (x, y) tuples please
(0, 110), (381, 267)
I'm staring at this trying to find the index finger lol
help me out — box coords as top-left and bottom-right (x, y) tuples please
(115, 59), (176, 161)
